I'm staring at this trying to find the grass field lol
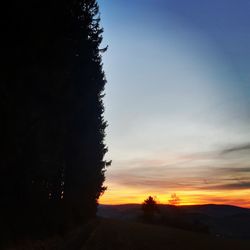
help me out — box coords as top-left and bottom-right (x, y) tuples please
(82, 219), (250, 250)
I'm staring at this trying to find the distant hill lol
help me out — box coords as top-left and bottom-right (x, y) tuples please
(98, 204), (141, 220)
(98, 204), (250, 239)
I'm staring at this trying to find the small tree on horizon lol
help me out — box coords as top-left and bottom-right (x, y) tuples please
(168, 193), (181, 206)
(141, 196), (159, 222)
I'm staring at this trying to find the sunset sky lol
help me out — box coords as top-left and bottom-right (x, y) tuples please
(98, 0), (250, 207)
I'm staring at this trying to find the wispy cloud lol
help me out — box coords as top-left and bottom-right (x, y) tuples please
(221, 143), (250, 155)
(107, 144), (250, 193)
(103, 144), (250, 207)
(201, 181), (250, 190)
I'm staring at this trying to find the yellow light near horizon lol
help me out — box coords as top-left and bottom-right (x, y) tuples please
(99, 184), (250, 208)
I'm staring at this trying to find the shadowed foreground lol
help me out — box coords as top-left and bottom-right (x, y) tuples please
(82, 219), (250, 250)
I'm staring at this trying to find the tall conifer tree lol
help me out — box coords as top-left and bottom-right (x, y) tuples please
(63, 0), (108, 225)
(0, 0), (108, 243)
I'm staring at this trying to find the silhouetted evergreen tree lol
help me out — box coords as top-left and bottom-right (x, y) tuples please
(62, 0), (108, 227)
(0, 0), (107, 245)
(142, 196), (159, 222)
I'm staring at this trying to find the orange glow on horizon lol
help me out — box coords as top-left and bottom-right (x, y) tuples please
(99, 184), (250, 208)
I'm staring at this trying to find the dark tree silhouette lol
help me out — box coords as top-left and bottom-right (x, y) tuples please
(142, 196), (159, 222)
(0, 0), (107, 245)
(62, 0), (108, 227)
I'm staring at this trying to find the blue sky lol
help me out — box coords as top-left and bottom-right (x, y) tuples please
(98, 0), (250, 205)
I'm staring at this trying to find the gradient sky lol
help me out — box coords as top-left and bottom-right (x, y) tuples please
(98, 0), (250, 207)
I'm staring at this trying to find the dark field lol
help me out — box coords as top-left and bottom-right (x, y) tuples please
(5, 217), (250, 249)
(83, 218), (250, 250)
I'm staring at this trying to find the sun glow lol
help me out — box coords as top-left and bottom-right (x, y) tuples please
(100, 185), (250, 208)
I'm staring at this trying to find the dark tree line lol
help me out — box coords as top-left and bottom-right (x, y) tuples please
(0, 0), (108, 244)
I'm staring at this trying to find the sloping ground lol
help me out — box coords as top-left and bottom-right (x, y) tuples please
(82, 219), (250, 250)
